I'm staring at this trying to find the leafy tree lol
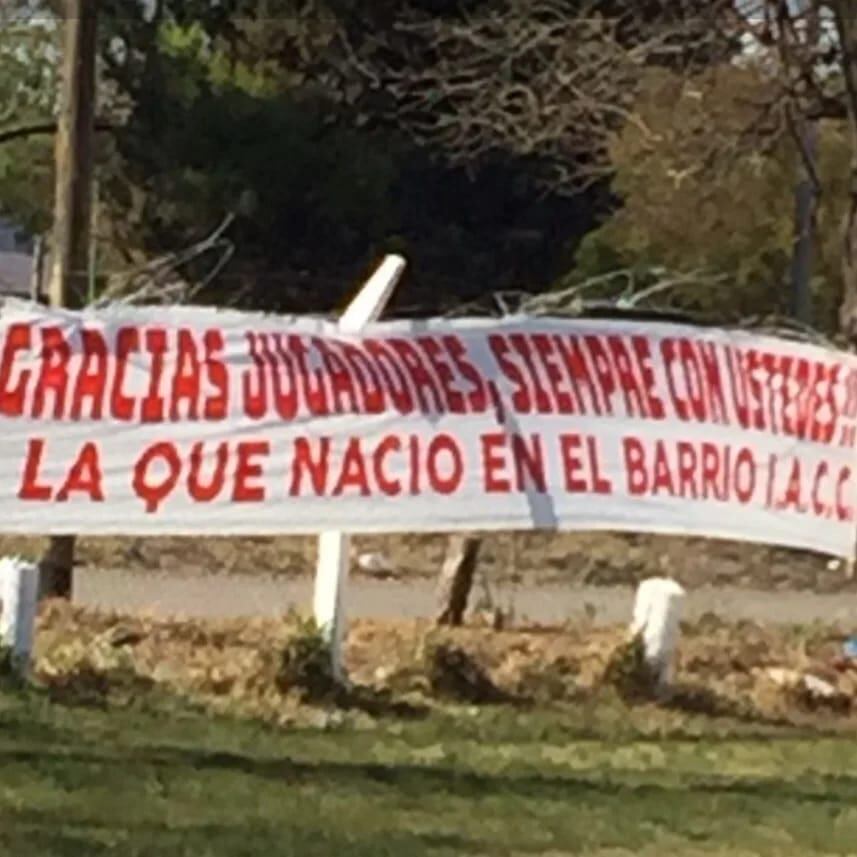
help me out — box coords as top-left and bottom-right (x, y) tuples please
(90, 2), (601, 312)
(0, 1), (739, 315)
(570, 1), (857, 337)
(0, 6), (57, 233)
(572, 66), (799, 319)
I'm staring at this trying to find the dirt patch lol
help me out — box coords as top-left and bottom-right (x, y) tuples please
(30, 601), (857, 730)
(2, 530), (850, 592)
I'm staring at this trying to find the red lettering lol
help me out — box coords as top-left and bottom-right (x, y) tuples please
(373, 435), (401, 496)
(697, 341), (726, 424)
(317, 337), (359, 414)
(482, 433), (545, 492)
(701, 442), (724, 500)
(233, 441), (269, 502)
(623, 437), (648, 496)
(56, 441), (104, 501)
(676, 441), (698, 499)
(70, 328), (108, 420)
(837, 467), (853, 521)
(416, 336), (465, 413)
(333, 437), (370, 496)
(588, 437), (612, 494)
(606, 336), (646, 417)
(679, 339), (707, 422)
(340, 342), (385, 414)
(290, 437), (330, 495)
(842, 369), (857, 420)
(661, 339), (689, 421)
(266, 334), (298, 420)
(745, 349), (766, 431)
(532, 334), (573, 414)
(817, 364), (839, 444)
(734, 448), (756, 504)
(0, 323), (31, 416)
(292, 335), (330, 416)
(17, 438), (52, 500)
(632, 337), (665, 420)
(481, 432), (510, 492)
(812, 461), (830, 517)
(444, 336), (488, 413)
(553, 336), (597, 415)
(203, 330), (229, 421)
(560, 434), (586, 493)
(426, 434), (463, 495)
(243, 332), (268, 419)
(583, 336), (616, 415)
(364, 339), (414, 413)
(141, 329), (168, 423)
(111, 327), (139, 420)
(510, 434), (546, 492)
(188, 441), (228, 502)
(651, 443), (674, 496)
(387, 338), (445, 413)
(133, 442), (181, 513)
(488, 334), (530, 413)
(779, 459), (806, 512)
(725, 347), (751, 429)
(510, 334), (551, 413)
(32, 327), (70, 419)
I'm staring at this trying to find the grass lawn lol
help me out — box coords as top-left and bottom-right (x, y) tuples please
(2, 685), (857, 857)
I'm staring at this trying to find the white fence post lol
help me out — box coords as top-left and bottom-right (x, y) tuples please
(0, 556), (41, 675)
(629, 577), (686, 688)
(313, 255), (406, 680)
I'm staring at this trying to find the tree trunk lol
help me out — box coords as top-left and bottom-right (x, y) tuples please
(829, 0), (857, 578)
(839, 161), (857, 341)
(790, 120), (817, 325)
(435, 535), (481, 626)
(39, 1), (99, 600)
(38, 535), (75, 600)
(832, 1), (857, 341)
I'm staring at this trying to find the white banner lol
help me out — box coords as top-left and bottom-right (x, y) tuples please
(1, 300), (856, 556)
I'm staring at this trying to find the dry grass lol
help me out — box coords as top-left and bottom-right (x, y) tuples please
(29, 601), (857, 731)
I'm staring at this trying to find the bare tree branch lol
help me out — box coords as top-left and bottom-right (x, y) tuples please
(0, 120), (115, 146)
(344, 0), (732, 194)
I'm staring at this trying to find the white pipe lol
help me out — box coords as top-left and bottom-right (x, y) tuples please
(337, 255), (406, 334)
(313, 254), (406, 681)
(629, 577), (685, 687)
(0, 556), (41, 673)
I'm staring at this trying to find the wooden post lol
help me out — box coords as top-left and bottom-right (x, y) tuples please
(40, 0), (98, 599)
(435, 535), (482, 626)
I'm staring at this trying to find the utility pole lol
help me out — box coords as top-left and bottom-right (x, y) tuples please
(40, 0), (98, 599)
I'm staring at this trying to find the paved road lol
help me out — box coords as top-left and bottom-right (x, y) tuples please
(73, 568), (857, 628)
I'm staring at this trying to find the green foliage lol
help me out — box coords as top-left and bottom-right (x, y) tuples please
(573, 65), (849, 330)
(0, 1), (609, 311)
(0, 644), (12, 677)
(602, 633), (659, 701)
(0, 11), (57, 233)
(0, 13), (57, 121)
(420, 637), (507, 703)
(276, 615), (337, 702)
(1, 2), (790, 316)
